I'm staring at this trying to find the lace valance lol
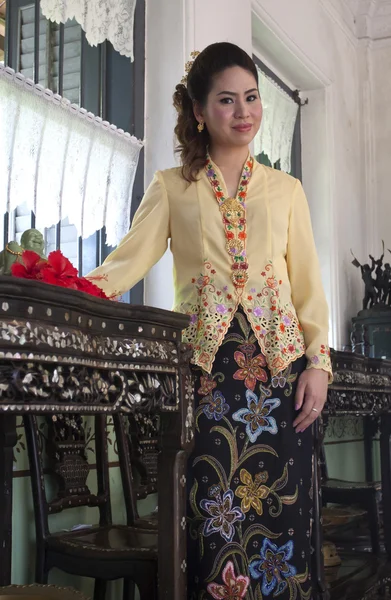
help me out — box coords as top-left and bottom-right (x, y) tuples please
(40, 0), (137, 60)
(0, 65), (143, 246)
(254, 67), (299, 173)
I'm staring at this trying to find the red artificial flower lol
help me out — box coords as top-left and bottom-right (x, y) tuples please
(11, 249), (108, 299)
(76, 277), (108, 299)
(11, 250), (46, 279)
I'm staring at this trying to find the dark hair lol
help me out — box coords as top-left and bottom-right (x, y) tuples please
(173, 42), (258, 182)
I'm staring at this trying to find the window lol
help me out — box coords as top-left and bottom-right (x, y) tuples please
(253, 55), (302, 181)
(3, 0), (145, 303)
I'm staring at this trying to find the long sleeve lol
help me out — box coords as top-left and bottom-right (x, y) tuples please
(87, 171), (170, 298)
(286, 179), (332, 378)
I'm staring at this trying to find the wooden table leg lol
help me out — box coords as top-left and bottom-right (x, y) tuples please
(158, 446), (188, 600)
(0, 414), (17, 585)
(380, 412), (391, 556)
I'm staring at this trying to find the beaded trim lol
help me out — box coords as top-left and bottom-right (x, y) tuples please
(5, 243), (23, 256)
(205, 155), (254, 291)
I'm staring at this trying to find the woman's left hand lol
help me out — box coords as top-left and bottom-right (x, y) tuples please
(293, 369), (329, 433)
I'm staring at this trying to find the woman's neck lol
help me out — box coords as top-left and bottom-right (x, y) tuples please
(208, 145), (250, 171)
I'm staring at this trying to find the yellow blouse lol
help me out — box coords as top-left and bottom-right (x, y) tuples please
(88, 157), (332, 379)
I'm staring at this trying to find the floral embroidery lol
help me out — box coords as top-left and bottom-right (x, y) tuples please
(198, 375), (217, 396)
(200, 390), (230, 421)
(308, 344), (332, 376)
(178, 261), (332, 379)
(207, 560), (250, 599)
(233, 347), (267, 391)
(232, 389), (281, 443)
(200, 488), (245, 543)
(205, 155), (253, 290)
(249, 539), (297, 596)
(235, 468), (270, 515)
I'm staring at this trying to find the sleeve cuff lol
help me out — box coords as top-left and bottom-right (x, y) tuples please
(306, 345), (333, 383)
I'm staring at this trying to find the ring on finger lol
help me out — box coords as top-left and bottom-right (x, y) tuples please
(312, 407), (319, 413)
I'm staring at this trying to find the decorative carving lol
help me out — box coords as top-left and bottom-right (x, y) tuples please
(47, 414), (92, 501)
(0, 319), (179, 364)
(0, 361), (177, 414)
(184, 373), (195, 444)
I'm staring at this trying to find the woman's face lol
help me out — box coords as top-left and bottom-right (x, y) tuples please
(194, 66), (262, 150)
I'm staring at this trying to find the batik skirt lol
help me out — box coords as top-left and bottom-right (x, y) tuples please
(187, 307), (313, 600)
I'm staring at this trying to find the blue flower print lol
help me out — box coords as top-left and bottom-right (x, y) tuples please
(200, 390), (230, 421)
(249, 538), (297, 596)
(200, 489), (245, 542)
(232, 390), (280, 443)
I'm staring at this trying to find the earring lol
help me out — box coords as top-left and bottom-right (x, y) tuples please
(197, 121), (205, 133)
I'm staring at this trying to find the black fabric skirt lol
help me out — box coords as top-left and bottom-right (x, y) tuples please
(187, 307), (313, 600)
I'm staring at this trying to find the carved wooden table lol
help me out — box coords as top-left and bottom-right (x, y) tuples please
(0, 277), (194, 600)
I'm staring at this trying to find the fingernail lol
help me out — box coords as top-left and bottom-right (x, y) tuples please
(295, 404), (300, 410)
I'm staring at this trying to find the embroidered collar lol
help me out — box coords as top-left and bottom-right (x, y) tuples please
(205, 153), (254, 291)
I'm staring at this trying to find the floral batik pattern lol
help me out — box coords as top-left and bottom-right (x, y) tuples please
(187, 307), (313, 600)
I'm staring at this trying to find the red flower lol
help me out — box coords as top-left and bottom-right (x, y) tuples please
(11, 249), (108, 299)
(233, 351), (267, 391)
(211, 179), (219, 187)
(227, 294), (232, 300)
(238, 231), (246, 240)
(238, 191), (246, 198)
(40, 250), (78, 288)
(211, 269), (216, 274)
(11, 251), (46, 279)
(216, 191), (224, 198)
(247, 295), (253, 301)
(280, 324), (285, 333)
(76, 277), (108, 299)
(207, 560), (249, 599)
(227, 231), (235, 240)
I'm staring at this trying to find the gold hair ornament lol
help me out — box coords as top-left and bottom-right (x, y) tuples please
(181, 51), (200, 84)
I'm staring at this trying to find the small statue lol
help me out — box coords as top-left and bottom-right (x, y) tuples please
(351, 252), (377, 310)
(0, 228), (46, 275)
(382, 263), (391, 305)
(369, 247), (384, 302)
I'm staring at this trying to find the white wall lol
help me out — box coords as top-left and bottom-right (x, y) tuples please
(144, 0), (384, 351)
(372, 42), (391, 252)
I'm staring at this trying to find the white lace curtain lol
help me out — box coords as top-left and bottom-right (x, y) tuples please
(40, 0), (137, 60)
(254, 66), (299, 173)
(0, 65), (143, 246)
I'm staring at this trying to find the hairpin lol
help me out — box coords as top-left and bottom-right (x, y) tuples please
(181, 51), (200, 84)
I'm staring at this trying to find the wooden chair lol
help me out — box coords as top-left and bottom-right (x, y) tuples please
(320, 432), (382, 554)
(23, 412), (158, 600)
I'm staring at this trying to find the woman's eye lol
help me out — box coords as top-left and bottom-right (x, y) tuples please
(247, 95), (258, 102)
(220, 97), (234, 104)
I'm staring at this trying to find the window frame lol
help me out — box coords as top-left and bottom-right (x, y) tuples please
(252, 54), (302, 182)
(3, 0), (145, 304)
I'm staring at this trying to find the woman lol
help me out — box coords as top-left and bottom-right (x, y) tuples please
(88, 42), (331, 599)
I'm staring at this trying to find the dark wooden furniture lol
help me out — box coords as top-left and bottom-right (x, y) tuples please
(0, 277), (194, 600)
(0, 584), (90, 599)
(24, 413), (158, 600)
(320, 444), (382, 554)
(324, 350), (391, 598)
